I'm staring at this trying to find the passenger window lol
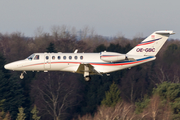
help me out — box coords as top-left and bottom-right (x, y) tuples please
(74, 56), (78, 60)
(58, 56), (61, 60)
(34, 55), (39, 60)
(46, 56), (49, 60)
(52, 56), (55, 60)
(63, 56), (66, 60)
(80, 56), (83, 60)
(69, 56), (72, 60)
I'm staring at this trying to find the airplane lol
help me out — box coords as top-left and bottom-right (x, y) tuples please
(4, 30), (175, 81)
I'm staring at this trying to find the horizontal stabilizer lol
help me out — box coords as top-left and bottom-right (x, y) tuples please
(155, 31), (175, 35)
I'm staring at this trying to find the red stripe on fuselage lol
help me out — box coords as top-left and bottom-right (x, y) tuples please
(90, 58), (153, 66)
(19, 62), (81, 68)
(20, 63), (44, 68)
(17, 57), (153, 69)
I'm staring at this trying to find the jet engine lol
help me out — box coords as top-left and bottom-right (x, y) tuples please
(100, 52), (126, 62)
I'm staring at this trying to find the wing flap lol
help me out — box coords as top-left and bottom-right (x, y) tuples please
(76, 64), (102, 76)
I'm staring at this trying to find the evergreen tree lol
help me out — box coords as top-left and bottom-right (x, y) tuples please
(0, 75), (25, 119)
(0, 111), (11, 120)
(79, 75), (112, 115)
(163, 44), (180, 66)
(16, 107), (26, 120)
(101, 82), (121, 107)
(107, 43), (122, 52)
(135, 95), (150, 114)
(20, 72), (36, 120)
(0, 53), (10, 78)
(31, 105), (41, 120)
(153, 82), (180, 119)
(46, 42), (57, 53)
(0, 53), (25, 119)
(0, 99), (5, 111)
(93, 44), (107, 52)
(0, 99), (11, 120)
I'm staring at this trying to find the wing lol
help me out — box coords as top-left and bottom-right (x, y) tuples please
(76, 63), (102, 76)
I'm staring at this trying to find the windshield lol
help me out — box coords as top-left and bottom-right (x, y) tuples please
(27, 54), (35, 60)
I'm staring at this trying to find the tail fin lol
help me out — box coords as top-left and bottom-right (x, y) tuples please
(127, 30), (175, 56)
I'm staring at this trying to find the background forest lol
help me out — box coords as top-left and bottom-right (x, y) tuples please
(0, 26), (180, 120)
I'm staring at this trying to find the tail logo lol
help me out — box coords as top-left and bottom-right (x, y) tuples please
(151, 35), (155, 39)
(136, 48), (155, 52)
(137, 38), (162, 46)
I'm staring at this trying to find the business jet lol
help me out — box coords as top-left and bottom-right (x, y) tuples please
(4, 30), (175, 81)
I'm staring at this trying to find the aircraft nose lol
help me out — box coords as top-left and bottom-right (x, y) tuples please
(4, 64), (10, 70)
(4, 63), (14, 70)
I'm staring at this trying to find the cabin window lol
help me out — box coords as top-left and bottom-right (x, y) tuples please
(80, 56), (83, 60)
(46, 56), (49, 60)
(74, 56), (78, 60)
(69, 56), (72, 60)
(58, 56), (61, 60)
(63, 56), (66, 60)
(34, 55), (39, 60)
(52, 56), (55, 60)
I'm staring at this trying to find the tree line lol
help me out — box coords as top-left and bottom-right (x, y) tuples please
(0, 26), (180, 120)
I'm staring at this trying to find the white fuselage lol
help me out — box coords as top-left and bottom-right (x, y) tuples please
(4, 52), (155, 74)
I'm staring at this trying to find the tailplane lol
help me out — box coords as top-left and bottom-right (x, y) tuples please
(126, 30), (175, 56)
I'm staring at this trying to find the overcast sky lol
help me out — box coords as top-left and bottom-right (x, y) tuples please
(0, 0), (179, 39)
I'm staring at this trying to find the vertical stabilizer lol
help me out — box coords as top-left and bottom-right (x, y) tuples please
(126, 30), (175, 56)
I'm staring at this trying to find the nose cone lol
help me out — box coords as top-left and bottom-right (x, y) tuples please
(4, 63), (14, 70)
(4, 61), (19, 70)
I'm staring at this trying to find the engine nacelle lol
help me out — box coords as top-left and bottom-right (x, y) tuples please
(100, 52), (126, 62)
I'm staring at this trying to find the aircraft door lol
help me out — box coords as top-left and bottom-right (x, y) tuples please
(44, 54), (51, 69)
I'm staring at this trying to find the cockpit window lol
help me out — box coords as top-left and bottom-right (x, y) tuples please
(27, 54), (35, 60)
(34, 55), (39, 60)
